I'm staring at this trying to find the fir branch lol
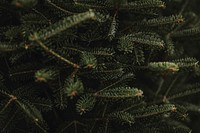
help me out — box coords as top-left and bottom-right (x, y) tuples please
(108, 11), (118, 41)
(108, 111), (135, 125)
(167, 87), (200, 101)
(29, 9), (102, 40)
(118, 32), (164, 53)
(76, 95), (96, 115)
(139, 15), (184, 26)
(120, 0), (166, 10)
(0, 42), (19, 52)
(94, 87), (143, 99)
(171, 26), (200, 39)
(135, 104), (177, 118)
(31, 38), (79, 68)
(94, 73), (135, 94)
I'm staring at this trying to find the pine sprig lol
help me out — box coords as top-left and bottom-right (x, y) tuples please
(167, 83), (200, 100)
(108, 13), (118, 41)
(139, 15), (184, 26)
(121, 0), (166, 10)
(118, 32), (164, 53)
(108, 111), (135, 125)
(171, 57), (199, 68)
(148, 62), (179, 73)
(171, 26), (200, 38)
(29, 9), (108, 40)
(94, 87), (143, 99)
(0, 42), (20, 52)
(134, 104), (177, 118)
(63, 78), (84, 98)
(76, 94), (96, 115)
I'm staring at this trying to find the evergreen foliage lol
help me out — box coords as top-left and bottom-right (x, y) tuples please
(0, 0), (200, 132)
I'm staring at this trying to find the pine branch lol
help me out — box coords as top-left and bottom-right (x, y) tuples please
(139, 15), (184, 26)
(31, 38), (80, 68)
(29, 9), (106, 40)
(94, 87), (143, 99)
(135, 104), (177, 118)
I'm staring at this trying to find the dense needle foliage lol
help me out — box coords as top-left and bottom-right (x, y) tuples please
(0, 0), (200, 132)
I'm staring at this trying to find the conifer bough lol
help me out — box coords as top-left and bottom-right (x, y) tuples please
(149, 62), (179, 73)
(29, 9), (106, 41)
